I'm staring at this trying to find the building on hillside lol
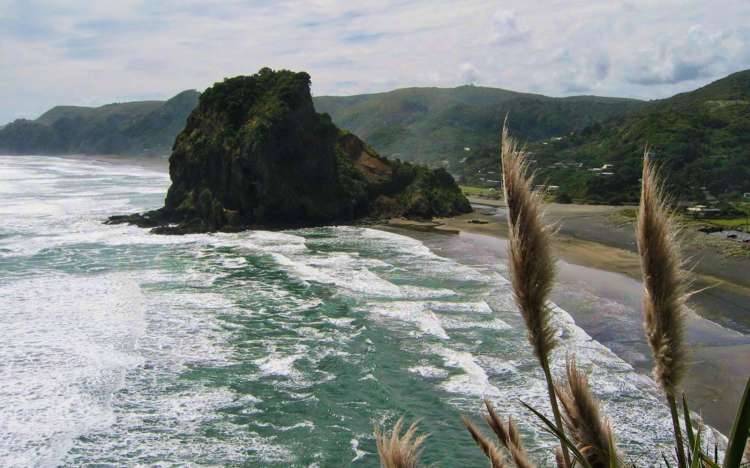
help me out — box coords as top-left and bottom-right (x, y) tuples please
(533, 185), (560, 193)
(551, 161), (582, 169)
(590, 163), (615, 175)
(686, 205), (722, 218)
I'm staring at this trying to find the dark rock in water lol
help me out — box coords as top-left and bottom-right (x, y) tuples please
(108, 68), (471, 233)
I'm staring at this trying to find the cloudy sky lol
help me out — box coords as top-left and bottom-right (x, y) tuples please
(2, 0), (749, 124)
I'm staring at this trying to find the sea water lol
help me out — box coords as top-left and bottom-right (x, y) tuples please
(0, 155), (686, 466)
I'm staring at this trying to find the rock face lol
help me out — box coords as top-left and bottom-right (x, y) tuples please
(108, 68), (471, 233)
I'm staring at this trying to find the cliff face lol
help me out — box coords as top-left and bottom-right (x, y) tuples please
(109, 68), (471, 233)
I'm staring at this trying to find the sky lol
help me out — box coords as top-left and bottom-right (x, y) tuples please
(2, 0), (750, 124)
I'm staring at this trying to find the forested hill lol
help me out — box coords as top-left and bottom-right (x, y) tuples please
(0, 90), (200, 156)
(4, 70), (749, 204)
(1, 85), (643, 159)
(314, 86), (644, 164)
(524, 69), (750, 203)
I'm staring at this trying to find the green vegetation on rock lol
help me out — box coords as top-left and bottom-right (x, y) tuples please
(109, 68), (471, 233)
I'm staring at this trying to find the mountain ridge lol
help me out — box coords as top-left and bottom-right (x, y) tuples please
(3, 70), (749, 203)
(0, 91), (200, 156)
(0, 84), (645, 158)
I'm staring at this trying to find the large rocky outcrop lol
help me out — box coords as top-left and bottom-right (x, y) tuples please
(108, 68), (471, 233)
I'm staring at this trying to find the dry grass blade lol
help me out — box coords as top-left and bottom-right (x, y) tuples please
(637, 151), (689, 468)
(501, 122), (571, 467)
(555, 447), (565, 468)
(484, 399), (536, 468)
(462, 415), (507, 468)
(556, 356), (619, 467)
(374, 417), (427, 468)
(637, 151), (688, 396)
(501, 123), (556, 361)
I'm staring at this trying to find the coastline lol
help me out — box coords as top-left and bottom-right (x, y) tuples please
(381, 204), (750, 434)
(51, 153), (170, 172)
(434, 200), (750, 332)
(28, 154), (748, 434)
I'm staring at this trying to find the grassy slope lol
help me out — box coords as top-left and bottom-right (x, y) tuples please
(314, 86), (644, 165)
(529, 70), (750, 203)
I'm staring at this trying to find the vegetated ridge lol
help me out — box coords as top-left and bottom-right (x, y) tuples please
(0, 90), (200, 156)
(516, 70), (750, 203)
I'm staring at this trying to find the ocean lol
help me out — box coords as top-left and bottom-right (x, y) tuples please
(0, 155), (685, 466)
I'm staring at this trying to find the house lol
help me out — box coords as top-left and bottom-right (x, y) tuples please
(551, 161), (582, 169)
(590, 163), (615, 174)
(687, 205), (722, 218)
(533, 185), (560, 193)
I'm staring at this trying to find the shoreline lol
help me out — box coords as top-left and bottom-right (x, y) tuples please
(17, 153), (172, 172)
(19, 154), (747, 434)
(381, 206), (750, 434)
(435, 201), (750, 332)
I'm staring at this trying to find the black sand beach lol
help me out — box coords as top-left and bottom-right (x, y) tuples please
(384, 203), (750, 434)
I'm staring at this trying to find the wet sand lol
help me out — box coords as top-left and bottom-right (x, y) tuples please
(383, 204), (750, 434)
(56, 153), (170, 172)
(433, 202), (750, 333)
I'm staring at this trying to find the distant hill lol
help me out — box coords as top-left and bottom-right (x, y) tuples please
(4, 70), (748, 204)
(1, 85), (643, 161)
(0, 90), (199, 156)
(521, 70), (750, 203)
(314, 86), (644, 165)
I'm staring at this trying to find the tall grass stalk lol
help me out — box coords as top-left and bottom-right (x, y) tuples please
(483, 399), (536, 468)
(374, 418), (427, 468)
(500, 123), (572, 467)
(636, 152), (688, 468)
(462, 415), (508, 467)
(555, 355), (619, 467)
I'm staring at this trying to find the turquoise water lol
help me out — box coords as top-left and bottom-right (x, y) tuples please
(1, 156), (683, 466)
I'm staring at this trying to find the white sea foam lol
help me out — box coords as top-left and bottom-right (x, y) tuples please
(0, 273), (146, 467)
(433, 347), (501, 397)
(350, 437), (369, 462)
(408, 365), (450, 379)
(0, 155), (710, 463)
(368, 301), (450, 339)
(254, 353), (305, 379)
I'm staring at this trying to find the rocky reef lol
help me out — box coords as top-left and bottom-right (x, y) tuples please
(108, 68), (471, 233)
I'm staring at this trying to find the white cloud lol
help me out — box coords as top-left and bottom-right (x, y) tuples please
(459, 62), (480, 84)
(1, 0), (750, 123)
(626, 26), (743, 85)
(489, 10), (530, 44)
